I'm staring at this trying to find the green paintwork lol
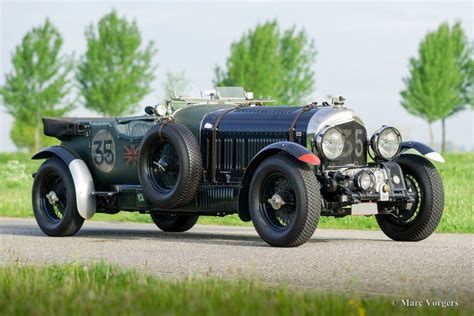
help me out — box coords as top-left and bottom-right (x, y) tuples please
(57, 104), (234, 188)
(172, 103), (234, 138)
(61, 118), (153, 187)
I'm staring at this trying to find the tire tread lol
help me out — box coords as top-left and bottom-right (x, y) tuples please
(250, 154), (321, 247)
(377, 154), (444, 241)
(167, 123), (203, 208)
(32, 158), (84, 237)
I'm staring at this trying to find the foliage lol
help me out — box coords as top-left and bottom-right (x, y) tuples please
(0, 152), (472, 233)
(162, 71), (192, 99)
(10, 118), (58, 152)
(0, 19), (74, 152)
(400, 22), (473, 151)
(0, 160), (29, 183)
(1, 263), (471, 316)
(214, 20), (316, 105)
(463, 54), (474, 108)
(77, 10), (157, 116)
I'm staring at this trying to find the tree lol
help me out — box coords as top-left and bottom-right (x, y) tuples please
(0, 19), (74, 152)
(463, 55), (474, 108)
(77, 10), (157, 116)
(401, 22), (472, 152)
(162, 71), (191, 99)
(10, 119), (58, 151)
(214, 20), (316, 105)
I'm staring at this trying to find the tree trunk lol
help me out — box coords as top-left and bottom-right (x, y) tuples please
(428, 121), (434, 149)
(441, 118), (446, 153)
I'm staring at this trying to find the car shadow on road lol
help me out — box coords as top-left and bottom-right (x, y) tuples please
(77, 228), (271, 247)
(0, 224), (390, 247)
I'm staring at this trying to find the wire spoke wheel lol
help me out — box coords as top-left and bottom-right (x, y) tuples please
(391, 174), (422, 225)
(260, 174), (297, 230)
(32, 158), (84, 236)
(138, 123), (202, 209)
(39, 172), (68, 222)
(376, 154), (444, 242)
(249, 155), (321, 247)
(148, 142), (180, 193)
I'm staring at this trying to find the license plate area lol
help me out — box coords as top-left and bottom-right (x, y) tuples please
(351, 202), (378, 215)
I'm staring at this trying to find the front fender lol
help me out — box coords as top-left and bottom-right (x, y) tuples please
(255, 141), (321, 166)
(244, 142), (320, 181)
(32, 146), (96, 219)
(398, 141), (445, 163)
(237, 141), (319, 221)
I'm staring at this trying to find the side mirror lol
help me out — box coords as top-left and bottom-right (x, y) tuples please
(144, 106), (156, 116)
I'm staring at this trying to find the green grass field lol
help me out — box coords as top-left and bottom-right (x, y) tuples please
(0, 152), (472, 232)
(0, 262), (470, 316)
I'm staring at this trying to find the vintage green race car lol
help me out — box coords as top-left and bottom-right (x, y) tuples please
(32, 87), (445, 247)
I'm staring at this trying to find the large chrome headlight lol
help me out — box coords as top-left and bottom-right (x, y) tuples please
(315, 126), (346, 160)
(370, 126), (401, 160)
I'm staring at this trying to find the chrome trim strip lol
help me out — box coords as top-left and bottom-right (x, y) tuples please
(305, 106), (364, 149)
(425, 152), (445, 163)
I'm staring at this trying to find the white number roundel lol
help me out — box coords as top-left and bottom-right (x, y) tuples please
(91, 129), (115, 173)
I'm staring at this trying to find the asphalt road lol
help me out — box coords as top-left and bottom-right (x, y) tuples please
(1, 218), (472, 303)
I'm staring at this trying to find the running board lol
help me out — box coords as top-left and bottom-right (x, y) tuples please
(92, 185), (142, 197)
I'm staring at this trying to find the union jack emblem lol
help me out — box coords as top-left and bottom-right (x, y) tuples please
(124, 144), (140, 166)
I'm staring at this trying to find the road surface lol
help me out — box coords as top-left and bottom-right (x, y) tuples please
(0, 218), (472, 303)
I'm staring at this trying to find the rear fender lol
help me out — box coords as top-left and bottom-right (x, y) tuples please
(32, 146), (96, 219)
(398, 141), (445, 163)
(238, 141), (319, 221)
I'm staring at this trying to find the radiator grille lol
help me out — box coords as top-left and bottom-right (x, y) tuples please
(328, 121), (367, 167)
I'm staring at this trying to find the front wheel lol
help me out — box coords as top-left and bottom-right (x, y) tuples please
(32, 158), (84, 236)
(150, 214), (199, 232)
(249, 155), (321, 247)
(376, 154), (444, 241)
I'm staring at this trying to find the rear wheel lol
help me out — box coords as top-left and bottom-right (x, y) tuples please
(150, 214), (199, 232)
(376, 154), (444, 241)
(32, 158), (84, 236)
(249, 155), (321, 247)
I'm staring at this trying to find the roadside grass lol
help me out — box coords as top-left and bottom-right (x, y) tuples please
(0, 152), (472, 233)
(0, 262), (470, 316)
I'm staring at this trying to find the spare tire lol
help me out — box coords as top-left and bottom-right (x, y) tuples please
(138, 122), (202, 209)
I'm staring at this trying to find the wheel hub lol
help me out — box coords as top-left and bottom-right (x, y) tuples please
(153, 160), (168, 173)
(46, 191), (59, 206)
(267, 193), (286, 210)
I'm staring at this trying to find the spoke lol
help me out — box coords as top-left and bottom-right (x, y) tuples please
(41, 173), (67, 222)
(262, 175), (297, 229)
(393, 174), (422, 225)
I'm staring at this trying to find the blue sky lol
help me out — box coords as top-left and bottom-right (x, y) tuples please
(1, 0), (472, 151)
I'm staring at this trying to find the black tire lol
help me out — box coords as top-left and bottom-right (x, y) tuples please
(376, 154), (444, 241)
(150, 214), (199, 232)
(249, 155), (321, 247)
(32, 158), (84, 236)
(138, 122), (202, 209)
